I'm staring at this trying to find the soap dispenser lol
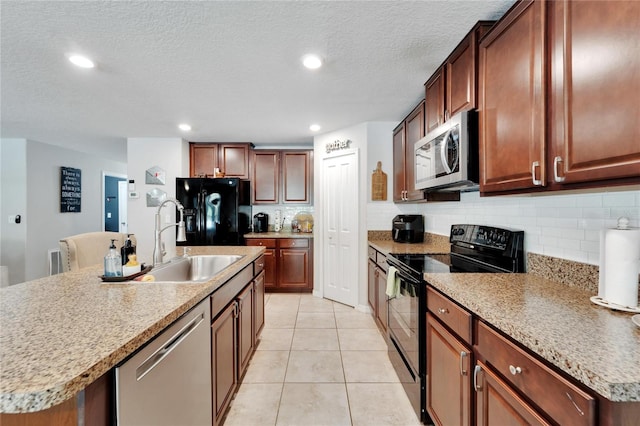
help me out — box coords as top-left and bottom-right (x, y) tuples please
(121, 234), (136, 266)
(104, 239), (122, 277)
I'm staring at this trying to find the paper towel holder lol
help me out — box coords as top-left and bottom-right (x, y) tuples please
(590, 217), (640, 313)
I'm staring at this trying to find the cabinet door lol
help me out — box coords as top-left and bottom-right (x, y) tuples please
(375, 266), (387, 333)
(218, 144), (250, 179)
(211, 302), (237, 425)
(368, 259), (377, 315)
(447, 34), (474, 118)
(404, 101), (425, 201)
(190, 143), (218, 177)
(475, 361), (550, 426)
(479, 0), (546, 193)
(254, 270), (265, 339)
(426, 314), (471, 426)
(425, 69), (445, 133)
(252, 151), (279, 204)
(278, 247), (310, 290)
(549, 0), (640, 184)
(282, 151), (312, 204)
(392, 124), (406, 202)
(237, 284), (254, 378)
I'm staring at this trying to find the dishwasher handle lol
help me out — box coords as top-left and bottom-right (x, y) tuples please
(136, 311), (205, 381)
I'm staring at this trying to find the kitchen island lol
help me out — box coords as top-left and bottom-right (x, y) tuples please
(0, 245), (264, 418)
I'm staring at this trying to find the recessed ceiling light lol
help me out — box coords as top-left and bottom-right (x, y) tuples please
(178, 123), (192, 131)
(68, 55), (95, 69)
(309, 124), (321, 132)
(302, 54), (322, 69)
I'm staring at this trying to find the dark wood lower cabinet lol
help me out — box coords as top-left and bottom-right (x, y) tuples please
(246, 238), (313, 292)
(211, 302), (237, 426)
(254, 270), (265, 340)
(426, 314), (471, 426)
(474, 361), (550, 426)
(375, 266), (387, 333)
(237, 284), (254, 379)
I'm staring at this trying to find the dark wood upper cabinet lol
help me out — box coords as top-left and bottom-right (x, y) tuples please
(549, 0), (640, 185)
(282, 151), (313, 204)
(393, 101), (425, 202)
(190, 142), (252, 179)
(190, 143), (219, 178)
(479, 0), (546, 193)
(404, 102), (425, 201)
(425, 69), (445, 133)
(251, 150), (313, 205)
(218, 144), (251, 179)
(425, 22), (494, 134)
(392, 123), (406, 202)
(251, 151), (279, 204)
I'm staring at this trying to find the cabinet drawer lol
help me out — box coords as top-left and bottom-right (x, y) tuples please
(279, 238), (309, 249)
(427, 287), (472, 345)
(476, 321), (596, 426)
(246, 239), (276, 248)
(376, 252), (389, 273)
(368, 246), (377, 261)
(254, 255), (265, 276)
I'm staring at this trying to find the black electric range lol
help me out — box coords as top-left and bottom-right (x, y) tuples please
(388, 224), (525, 280)
(385, 224), (524, 425)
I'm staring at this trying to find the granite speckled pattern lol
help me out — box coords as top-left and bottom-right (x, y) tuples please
(244, 231), (313, 239)
(368, 233), (450, 255)
(424, 272), (640, 402)
(527, 252), (600, 293)
(0, 246), (264, 413)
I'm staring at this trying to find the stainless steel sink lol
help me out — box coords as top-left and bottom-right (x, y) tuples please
(149, 254), (244, 282)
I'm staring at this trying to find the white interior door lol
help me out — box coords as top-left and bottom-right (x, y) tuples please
(322, 150), (358, 306)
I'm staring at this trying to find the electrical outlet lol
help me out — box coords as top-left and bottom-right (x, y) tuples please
(8, 215), (15, 224)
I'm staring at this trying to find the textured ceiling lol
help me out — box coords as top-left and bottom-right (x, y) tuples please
(1, 0), (514, 162)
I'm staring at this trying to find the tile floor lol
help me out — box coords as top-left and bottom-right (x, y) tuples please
(223, 293), (421, 426)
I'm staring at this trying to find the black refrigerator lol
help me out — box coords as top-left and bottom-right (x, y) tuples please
(176, 178), (251, 246)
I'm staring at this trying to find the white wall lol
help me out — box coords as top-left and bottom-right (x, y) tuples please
(127, 138), (189, 264)
(314, 122), (397, 310)
(0, 139), (27, 286)
(0, 139), (127, 284)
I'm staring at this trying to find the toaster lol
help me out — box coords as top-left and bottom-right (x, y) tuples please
(392, 215), (424, 243)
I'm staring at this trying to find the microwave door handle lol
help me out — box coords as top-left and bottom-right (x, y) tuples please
(440, 129), (454, 174)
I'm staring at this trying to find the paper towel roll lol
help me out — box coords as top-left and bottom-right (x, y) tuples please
(600, 226), (640, 308)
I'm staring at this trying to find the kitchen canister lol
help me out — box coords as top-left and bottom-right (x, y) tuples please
(591, 217), (640, 312)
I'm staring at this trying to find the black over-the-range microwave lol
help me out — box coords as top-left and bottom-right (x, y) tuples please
(413, 109), (479, 191)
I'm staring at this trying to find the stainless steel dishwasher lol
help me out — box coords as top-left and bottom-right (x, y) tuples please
(115, 299), (212, 426)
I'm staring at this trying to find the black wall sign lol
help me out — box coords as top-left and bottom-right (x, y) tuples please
(60, 167), (82, 212)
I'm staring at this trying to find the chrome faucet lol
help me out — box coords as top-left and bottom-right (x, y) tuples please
(153, 198), (187, 266)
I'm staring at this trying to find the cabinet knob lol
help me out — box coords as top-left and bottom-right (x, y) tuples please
(259, 242), (263, 245)
(508, 365), (522, 375)
(437, 307), (449, 315)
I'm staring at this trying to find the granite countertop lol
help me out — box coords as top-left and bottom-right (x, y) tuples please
(0, 246), (264, 414)
(244, 231), (313, 239)
(425, 273), (640, 403)
(368, 237), (640, 402)
(368, 239), (449, 255)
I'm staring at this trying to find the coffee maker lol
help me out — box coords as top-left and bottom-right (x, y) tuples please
(253, 212), (269, 233)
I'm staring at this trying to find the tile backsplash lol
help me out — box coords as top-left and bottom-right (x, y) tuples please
(251, 205), (314, 230)
(367, 188), (640, 266)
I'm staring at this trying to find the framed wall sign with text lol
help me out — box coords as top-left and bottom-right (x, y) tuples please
(60, 167), (82, 212)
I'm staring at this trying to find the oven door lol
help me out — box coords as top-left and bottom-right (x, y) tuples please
(387, 269), (423, 421)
